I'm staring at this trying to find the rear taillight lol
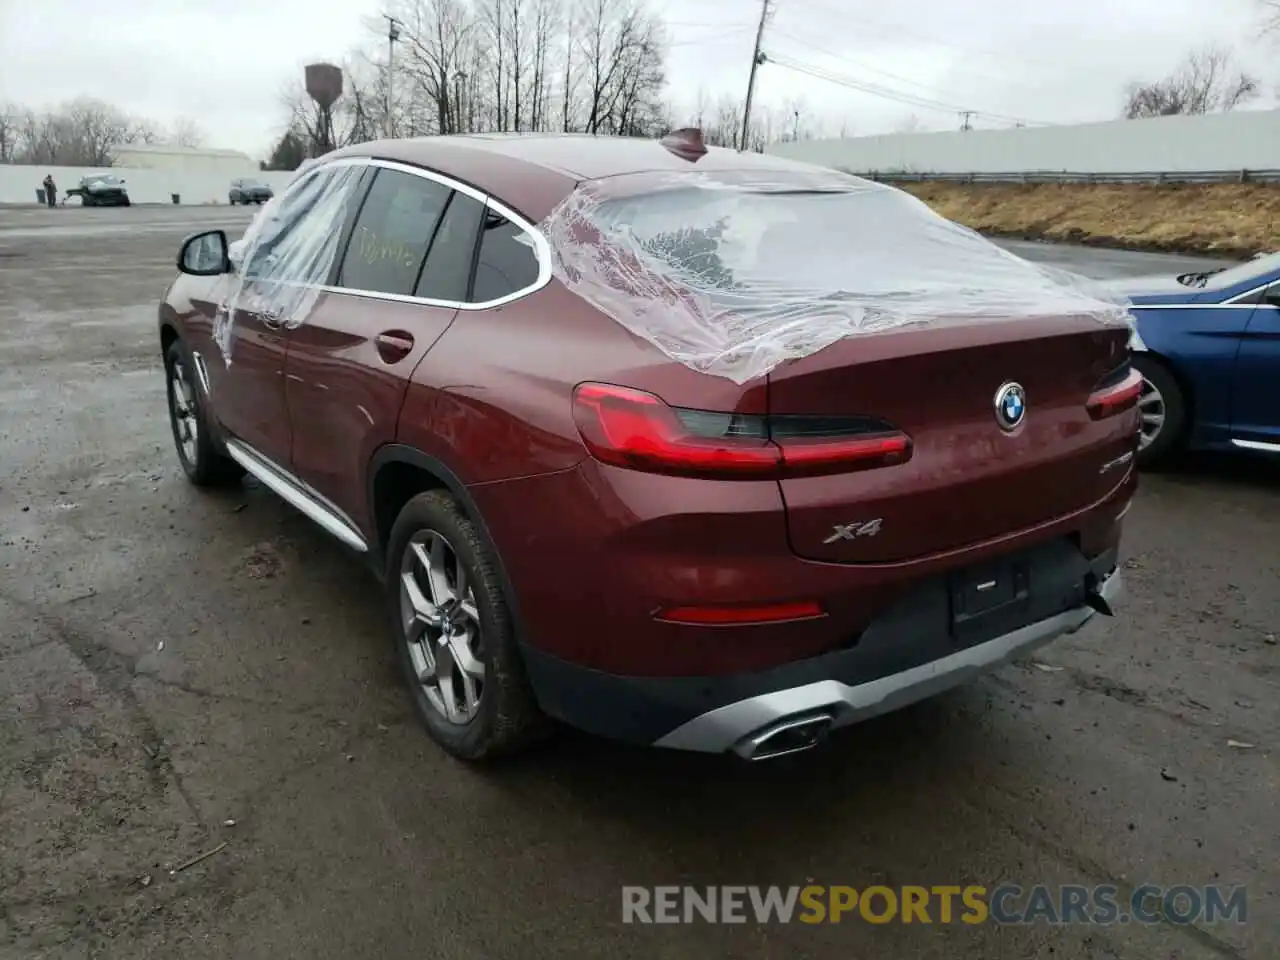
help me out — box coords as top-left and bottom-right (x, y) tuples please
(571, 382), (912, 479)
(1087, 365), (1143, 420)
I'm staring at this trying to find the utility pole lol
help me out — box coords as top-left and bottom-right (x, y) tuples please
(959, 110), (974, 132)
(739, 0), (772, 152)
(383, 15), (401, 139)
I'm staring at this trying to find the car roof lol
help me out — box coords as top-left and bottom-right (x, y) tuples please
(327, 133), (825, 221)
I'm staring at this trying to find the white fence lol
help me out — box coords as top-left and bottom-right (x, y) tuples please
(768, 109), (1280, 176)
(0, 164), (296, 206)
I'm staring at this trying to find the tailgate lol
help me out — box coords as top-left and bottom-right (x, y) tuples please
(772, 317), (1136, 563)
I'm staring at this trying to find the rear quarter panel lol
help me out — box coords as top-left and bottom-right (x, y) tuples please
(397, 282), (768, 484)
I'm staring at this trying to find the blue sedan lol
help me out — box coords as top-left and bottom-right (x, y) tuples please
(1112, 254), (1280, 466)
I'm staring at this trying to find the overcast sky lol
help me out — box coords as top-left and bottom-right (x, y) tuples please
(0, 0), (1272, 158)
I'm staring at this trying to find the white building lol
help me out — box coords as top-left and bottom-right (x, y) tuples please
(112, 144), (260, 178)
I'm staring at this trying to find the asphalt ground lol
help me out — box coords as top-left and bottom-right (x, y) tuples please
(0, 204), (1276, 960)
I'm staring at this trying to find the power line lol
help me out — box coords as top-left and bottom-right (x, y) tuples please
(666, 20), (756, 28)
(763, 52), (1049, 127)
(770, 26), (1030, 114)
(667, 25), (755, 47)
(784, 0), (1066, 73)
(773, 53), (1037, 126)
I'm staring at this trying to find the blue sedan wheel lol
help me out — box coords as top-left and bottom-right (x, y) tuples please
(1133, 356), (1186, 468)
(1138, 378), (1165, 450)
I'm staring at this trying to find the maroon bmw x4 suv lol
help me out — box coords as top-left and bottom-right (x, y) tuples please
(160, 132), (1139, 761)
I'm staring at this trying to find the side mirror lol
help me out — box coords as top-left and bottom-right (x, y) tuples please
(178, 230), (230, 276)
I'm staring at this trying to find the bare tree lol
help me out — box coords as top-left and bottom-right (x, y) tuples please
(248, 0), (793, 154)
(1123, 45), (1258, 118)
(168, 116), (207, 148)
(579, 0), (665, 135)
(1261, 0), (1280, 33)
(15, 110), (56, 165)
(699, 94), (741, 147)
(560, 4), (578, 131)
(71, 98), (134, 164)
(0, 103), (19, 163)
(481, 0), (506, 129)
(509, 0), (526, 130)
(129, 118), (166, 146)
(528, 0), (557, 130)
(387, 0), (476, 135)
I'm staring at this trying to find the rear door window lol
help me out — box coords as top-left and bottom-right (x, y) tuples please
(470, 209), (542, 304)
(337, 168), (453, 297)
(413, 191), (484, 302)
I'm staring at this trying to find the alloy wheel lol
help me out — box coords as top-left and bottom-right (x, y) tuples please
(169, 360), (199, 464)
(1137, 376), (1165, 451)
(399, 530), (486, 724)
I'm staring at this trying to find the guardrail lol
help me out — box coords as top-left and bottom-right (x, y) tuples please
(851, 169), (1280, 185)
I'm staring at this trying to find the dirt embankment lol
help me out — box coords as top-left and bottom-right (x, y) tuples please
(896, 181), (1280, 258)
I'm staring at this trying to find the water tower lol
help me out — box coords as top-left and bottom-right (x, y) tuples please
(304, 63), (344, 155)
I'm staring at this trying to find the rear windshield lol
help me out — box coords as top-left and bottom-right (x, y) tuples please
(586, 182), (1067, 308)
(544, 171), (1130, 384)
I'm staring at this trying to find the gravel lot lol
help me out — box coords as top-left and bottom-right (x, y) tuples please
(0, 205), (1276, 960)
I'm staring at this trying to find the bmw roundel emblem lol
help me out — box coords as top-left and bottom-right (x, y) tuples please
(994, 382), (1027, 431)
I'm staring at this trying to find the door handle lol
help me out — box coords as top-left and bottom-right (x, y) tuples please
(375, 330), (415, 364)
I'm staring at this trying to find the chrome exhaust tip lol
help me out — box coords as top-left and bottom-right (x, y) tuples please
(734, 713), (834, 761)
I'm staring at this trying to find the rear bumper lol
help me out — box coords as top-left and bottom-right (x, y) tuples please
(520, 537), (1123, 754)
(659, 568), (1121, 757)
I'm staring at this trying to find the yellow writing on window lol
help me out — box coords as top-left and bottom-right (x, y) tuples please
(354, 225), (417, 270)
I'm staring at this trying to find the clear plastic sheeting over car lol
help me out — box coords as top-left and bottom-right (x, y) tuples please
(542, 169), (1133, 384)
(215, 160), (361, 365)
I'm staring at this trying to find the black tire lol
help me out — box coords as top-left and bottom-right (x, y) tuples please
(228, 195), (236, 205)
(385, 490), (548, 760)
(1133, 354), (1186, 469)
(164, 340), (243, 486)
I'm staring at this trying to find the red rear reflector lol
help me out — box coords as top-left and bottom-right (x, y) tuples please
(572, 382), (912, 479)
(656, 600), (825, 625)
(1087, 368), (1143, 419)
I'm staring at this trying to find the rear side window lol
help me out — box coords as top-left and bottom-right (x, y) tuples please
(471, 210), (541, 303)
(415, 192), (485, 302)
(338, 168), (452, 296)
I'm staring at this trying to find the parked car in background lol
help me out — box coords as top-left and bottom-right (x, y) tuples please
(1112, 254), (1280, 466)
(158, 132), (1136, 762)
(67, 174), (130, 207)
(228, 178), (274, 205)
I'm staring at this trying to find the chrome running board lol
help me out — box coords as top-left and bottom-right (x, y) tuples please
(224, 439), (368, 553)
(1231, 438), (1280, 454)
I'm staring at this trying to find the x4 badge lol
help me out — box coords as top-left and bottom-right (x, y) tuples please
(823, 519), (883, 544)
